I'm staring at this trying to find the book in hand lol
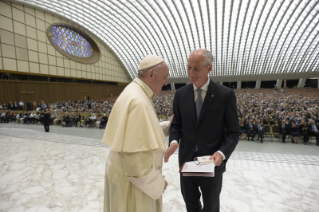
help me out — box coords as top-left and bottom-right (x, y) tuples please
(180, 158), (215, 177)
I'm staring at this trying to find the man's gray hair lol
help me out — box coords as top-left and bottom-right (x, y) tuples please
(203, 49), (214, 66)
(138, 62), (163, 78)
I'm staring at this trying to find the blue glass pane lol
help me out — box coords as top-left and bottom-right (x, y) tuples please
(48, 26), (93, 58)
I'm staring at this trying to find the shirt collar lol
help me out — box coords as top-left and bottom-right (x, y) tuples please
(134, 78), (154, 98)
(193, 77), (210, 91)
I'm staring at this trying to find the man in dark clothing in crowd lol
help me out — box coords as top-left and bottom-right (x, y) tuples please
(27, 100), (32, 111)
(100, 114), (108, 128)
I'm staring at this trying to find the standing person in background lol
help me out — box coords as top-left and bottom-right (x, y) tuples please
(165, 49), (239, 212)
(102, 55), (171, 212)
(27, 100), (32, 111)
(43, 109), (51, 132)
(18, 100), (24, 111)
(8, 101), (13, 110)
(13, 101), (18, 110)
(33, 100), (37, 110)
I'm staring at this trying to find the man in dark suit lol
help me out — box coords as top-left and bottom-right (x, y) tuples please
(308, 120), (319, 146)
(43, 110), (51, 132)
(164, 49), (240, 212)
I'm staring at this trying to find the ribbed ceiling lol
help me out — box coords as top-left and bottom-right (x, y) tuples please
(12, 0), (319, 80)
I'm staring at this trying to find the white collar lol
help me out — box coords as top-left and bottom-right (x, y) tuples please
(134, 78), (154, 98)
(193, 77), (210, 91)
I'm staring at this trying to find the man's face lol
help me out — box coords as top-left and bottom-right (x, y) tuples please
(152, 63), (169, 95)
(187, 51), (212, 88)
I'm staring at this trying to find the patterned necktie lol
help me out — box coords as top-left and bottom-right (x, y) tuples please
(196, 89), (202, 119)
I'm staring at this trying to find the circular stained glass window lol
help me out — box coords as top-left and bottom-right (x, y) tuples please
(47, 23), (100, 64)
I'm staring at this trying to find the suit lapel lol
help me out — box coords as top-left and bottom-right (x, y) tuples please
(198, 80), (217, 123)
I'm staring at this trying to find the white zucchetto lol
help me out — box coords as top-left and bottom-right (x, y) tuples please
(138, 55), (164, 70)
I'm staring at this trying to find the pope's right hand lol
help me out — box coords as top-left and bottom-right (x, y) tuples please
(164, 143), (179, 162)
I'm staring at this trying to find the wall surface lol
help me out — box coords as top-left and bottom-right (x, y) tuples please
(0, 80), (126, 107)
(0, 1), (131, 83)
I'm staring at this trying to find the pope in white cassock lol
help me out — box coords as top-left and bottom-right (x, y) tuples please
(102, 55), (171, 212)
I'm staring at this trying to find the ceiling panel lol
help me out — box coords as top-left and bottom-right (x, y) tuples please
(11, 0), (319, 80)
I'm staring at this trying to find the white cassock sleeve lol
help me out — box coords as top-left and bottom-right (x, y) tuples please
(159, 121), (171, 137)
(121, 151), (165, 200)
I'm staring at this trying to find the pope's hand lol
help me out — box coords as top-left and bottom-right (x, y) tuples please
(164, 143), (179, 162)
(209, 152), (223, 166)
(163, 176), (168, 191)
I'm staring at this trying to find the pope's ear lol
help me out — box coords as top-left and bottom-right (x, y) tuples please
(148, 69), (154, 78)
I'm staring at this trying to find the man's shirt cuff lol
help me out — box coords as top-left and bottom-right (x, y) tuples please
(217, 151), (226, 160)
(170, 140), (178, 145)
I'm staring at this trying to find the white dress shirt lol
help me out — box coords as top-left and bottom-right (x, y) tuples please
(171, 78), (226, 160)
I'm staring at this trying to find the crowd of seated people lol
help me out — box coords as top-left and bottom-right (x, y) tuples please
(1, 88), (319, 144)
(153, 90), (174, 116)
(0, 110), (109, 129)
(236, 88), (319, 145)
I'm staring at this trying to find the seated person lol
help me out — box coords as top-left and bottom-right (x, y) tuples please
(85, 113), (96, 127)
(16, 112), (23, 123)
(74, 113), (81, 127)
(290, 120), (300, 144)
(28, 111), (35, 124)
(70, 112), (76, 126)
(6, 111), (13, 122)
(299, 119), (309, 144)
(51, 111), (58, 125)
(12, 113), (19, 122)
(62, 113), (70, 126)
(279, 119), (291, 143)
(34, 112), (40, 124)
(22, 112), (30, 124)
(100, 114), (108, 128)
(239, 118), (247, 140)
(53, 113), (63, 125)
(256, 120), (264, 143)
(80, 116), (87, 127)
(95, 113), (102, 128)
(0, 111), (7, 123)
(247, 119), (257, 141)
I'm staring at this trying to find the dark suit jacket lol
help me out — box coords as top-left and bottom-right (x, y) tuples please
(43, 112), (51, 125)
(307, 124), (318, 134)
(169, 80), (240, 175)
(247, 123), (257, 133)
(279, 123), (291, 133)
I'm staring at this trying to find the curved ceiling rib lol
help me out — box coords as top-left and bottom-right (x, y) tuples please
(11, 0), (319, 80)
(281, 1), (319, 73)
